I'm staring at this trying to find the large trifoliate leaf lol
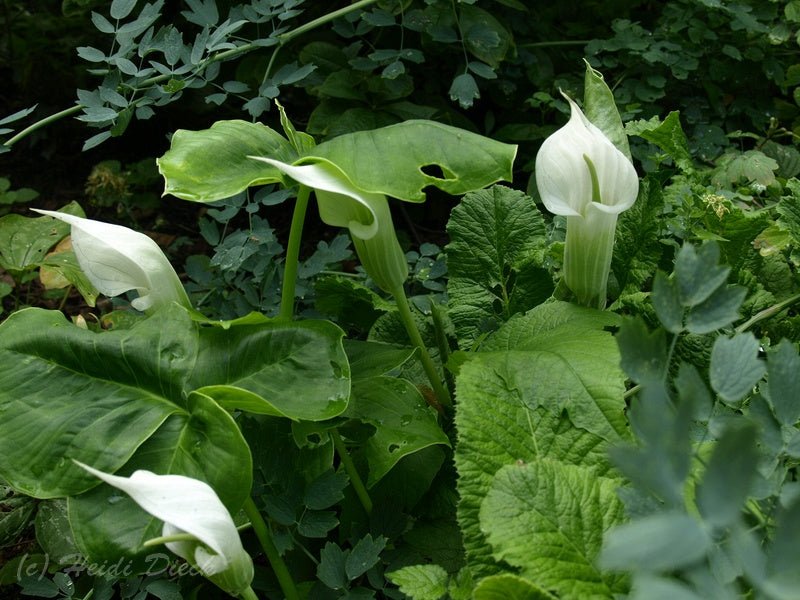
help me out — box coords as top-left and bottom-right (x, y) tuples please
(480, 460), (628, 597)
(157, 119), (516, 204)
(446, 185), (552, 343)
(0, 305), (350, 500)
(455, 302), (625, 578)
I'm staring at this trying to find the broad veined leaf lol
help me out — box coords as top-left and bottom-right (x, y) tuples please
(189, 319), (350, 421)
(157, 119), (516, 205)
(455, 303), (622, 578)
(345, 376), (449, 487)
(307, 120), (516, 202)
(480, 460), (628, 598)
(68, 391), (252, 569)
(446, 185), (552, 343)
(0, 305), (351, 498)
(0, 202), (83, 273)
(0, 306), (197, 497)
(478, 302), (628, 442)
(157, 120), (297, 202)
(343, 339), (416, 380)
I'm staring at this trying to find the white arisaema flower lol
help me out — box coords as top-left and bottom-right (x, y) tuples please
(535, 95), (639, 308)
(75, 462), (254, 597)
(250, 157), (408, 293)
(32, 210), (191, 312)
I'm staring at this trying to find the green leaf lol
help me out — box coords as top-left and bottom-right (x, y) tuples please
(627, 111), (693, 171)
(473, 574), (556, 600)
(709, 333), (766, 405)
(308, 121), (516, 202)
(35, 500), (79, 565)
(110, 0), (137, 20)
(583, 61), (631, 161)
(766, 498), (800, 590)
(480, 460), (627, 597)
(479, 302), (627, 442)
(684, 283), (746, 334)
(674, 242), (730, 307)
(449, 73), (480, 109)
(387, 564), (448, 600)
(0, 306), (195, 497)
(345, 534), (386, 580)
(157, 120), (297, 202)
(68, 391), (251, 568)
(455, 302), (623, 577)
(189, 319), (350, 421)
(616, 317), (668, 385)
(0, 205), (82, 272)
(318, 542), (348, 590)
(696, 423), (758, 528)
(652, 272), (684, 333)
(446, 185), (551, 343)
(304, 469), (347, 510)
(0, 304), (346, 502)
(600, 511), (712, 572)
(612, 175), (666, 295)
(345, 376), (449, 487)
(40, 248), (99, 307)
(343, 340), (416, 380)
(765, 339), (800, 425)
(459, 5), (511, 68)
(315, 276), (393, 332)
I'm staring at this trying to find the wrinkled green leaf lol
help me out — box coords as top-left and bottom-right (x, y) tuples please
(447, 185), (551, 343)
(480, 460), (627, 597)
(387, 564), (448, 600)
(473, 574), (555, 600)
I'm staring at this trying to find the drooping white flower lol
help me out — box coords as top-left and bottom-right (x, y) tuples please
(32, 210), (191, 312)
(75, 462), (253, 596)
(250, 157), (408, 293)
(535, 95), (639, 308)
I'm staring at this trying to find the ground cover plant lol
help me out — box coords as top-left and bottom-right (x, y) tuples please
(2, 2), (800, 599)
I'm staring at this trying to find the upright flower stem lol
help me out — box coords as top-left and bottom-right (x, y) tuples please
(243, 497), (300, 600)
(389, 284), (452, 408)
(279, 185), (311, 320)
(239, 586), (260, 600)
(331, 429), (373, 514)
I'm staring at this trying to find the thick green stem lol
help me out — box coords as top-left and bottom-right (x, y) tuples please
(239, 586), (260, 600)
(279, 186), (311, 320)
(331, 429), (373, 514)
(563, 210), (618, 310)
(243, 497), (300, 600)
(389, 284), (452, 408)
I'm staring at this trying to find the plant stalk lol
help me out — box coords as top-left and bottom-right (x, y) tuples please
(331, 429), (373, 514)
(239, 586), (260, 600)
(243, 497), (300, 600)
(389, 284), (452, 408)
(279, 185), (311, 320)
(735, 292), (800, 333)
(4, 1), (380, 149)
